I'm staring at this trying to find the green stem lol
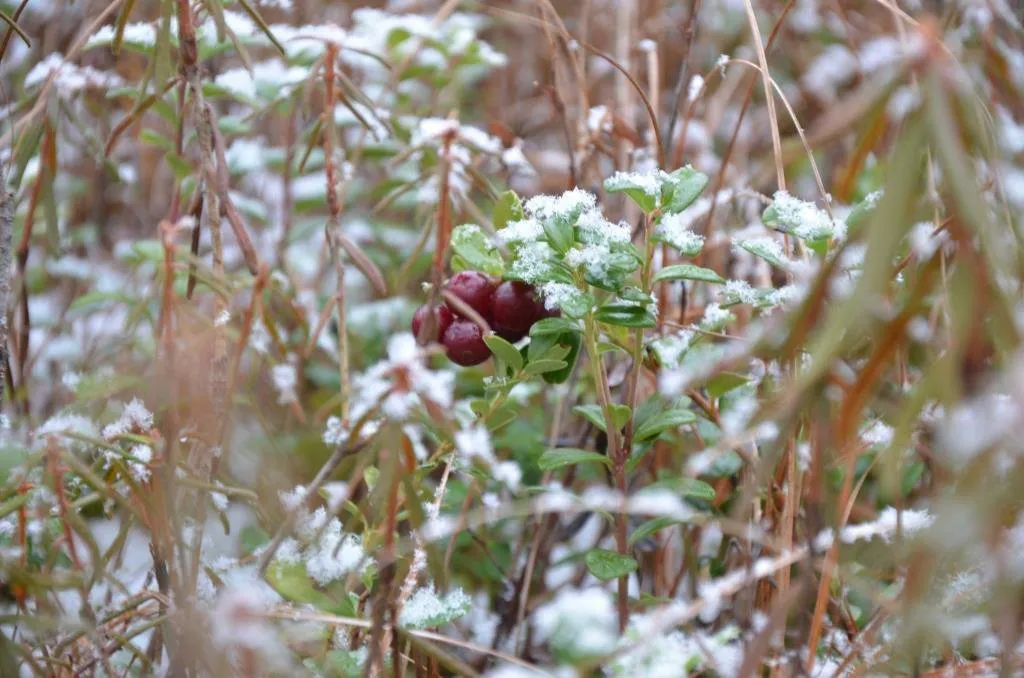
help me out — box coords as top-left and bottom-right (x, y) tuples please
(583, 314), (628, 631)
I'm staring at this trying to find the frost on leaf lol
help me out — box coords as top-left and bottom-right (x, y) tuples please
(655, 211), (705, 256)
(399, 583), (471, 629)
(764, 191), (846, 243)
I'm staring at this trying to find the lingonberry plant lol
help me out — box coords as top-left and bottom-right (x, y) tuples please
(2, 0), (1024, 676)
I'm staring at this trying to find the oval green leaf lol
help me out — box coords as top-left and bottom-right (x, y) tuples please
(585, 548), (638, 581)
(537, 448), (610, 471)
(653, 264), (725, 285)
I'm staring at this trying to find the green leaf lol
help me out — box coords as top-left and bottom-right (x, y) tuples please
(735, 238), (789, 269)
(537, 448), (610, 471)
(706, 372), (749, 399)
(629, 517), (681, 546)
(634, 408), (696, 441)
(484, 334), (524, 372)
(451, 224), (504, 277)
(603, 172), (658, 213)
(323, 649), (365, 678)
(574, 403), (631, 432)
(493, 190), (525, 231)
(653, 264), (725, 285)
(138, 128), (174, 151)
(595, 304), (657, 328)
(663, 166), (709, 214)
(165, 152), (193, 180)
(524, 359), (568, 375)
(584, 548), (638, 581)
(844, 190), (882, 239)
(484, 400), (519, 432)
(558, 290), (595, 319)
(543, 331), (581, 384)
(646, 476), (717, 501)
(542, 215), (575, 255)
(267, 561), (337, 611)
(617, 285), (653, 304)
(530, 316), (582, 337)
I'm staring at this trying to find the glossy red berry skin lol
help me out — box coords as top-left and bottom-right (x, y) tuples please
(445, 271), (497, 320)
(411, 303), (454, 343)
(442, 319), (491, 366)
(491, 281), (546, 342)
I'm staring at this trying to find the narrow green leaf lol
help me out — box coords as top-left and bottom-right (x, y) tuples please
(584, 548), (638, 581)
(653, 264), (725, 285)
(537, 448), (610, 471)
(236, 0), (287, 56)
(111, 0), (139, 55)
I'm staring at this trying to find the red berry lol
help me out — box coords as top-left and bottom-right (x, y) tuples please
(412, 303), (454, 343)
(442, 319), (491, 366)
(492, 281), (546, 341)
(445, 271), (497, 320)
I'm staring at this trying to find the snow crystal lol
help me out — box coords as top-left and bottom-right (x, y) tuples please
(650, 330), (694, 368)
(815, 507), (935, 550)
(802, 44), (857, 102)
(533, 587), (618, 656)
(701, 303), (732, 330)
(210, 583), (290, 672)
(605, 169), (668, 200)
(498, 218), (544, 245)
(225, 138), (267, 173)
(455, 425), (494, 464)
(493, 461), (522, 491)
(271, 361), (299, 406)
(687, 74), (704, 103)
(304, 526), (367, 586)
(722, 279), (758, 305)
(861, 421), (894, 448)
(215, 60), (308, 102)
(26, 53), (124, 94)
(587, 105), (612, 134)
(87, 22), (157, 48)
(540, 282), (582, 312)
(46, 256), (94, 280)
(525, 188), (596, 222)
(102, 399), (154, 439)
(908, 221), (948, 260)
(576, 208), (631, 245)
(509, 241), (556, 284)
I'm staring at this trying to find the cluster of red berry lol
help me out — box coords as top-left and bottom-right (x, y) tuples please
(412, 271), (557, 366)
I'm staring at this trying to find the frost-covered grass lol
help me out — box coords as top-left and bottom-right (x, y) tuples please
(1, 0), (1024, 676)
